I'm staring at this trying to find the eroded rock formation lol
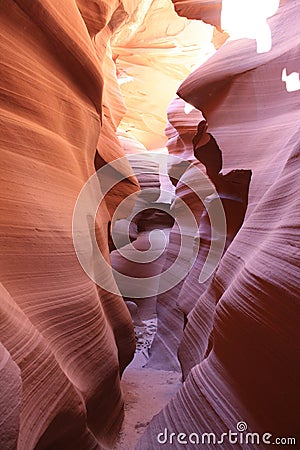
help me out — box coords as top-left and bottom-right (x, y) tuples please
(138, 0), (300, 447)
(1, 0), (299, 448)
(112, 0), (215, 149)
(0, 1), (138, 448)
(149, 114), (252, 372)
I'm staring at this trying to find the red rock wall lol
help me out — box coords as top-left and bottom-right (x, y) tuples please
(0, 336), (21, 450)
(112, 0), (214, 149)
(0, 1), (138, 448)
(1, 0), (299, 448)
(137, 0), (300, 446)
(172, 0), (222, 28)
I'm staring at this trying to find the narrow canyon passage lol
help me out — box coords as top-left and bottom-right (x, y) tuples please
(108, 134), (251, 447)
(0, 1), (299, 450)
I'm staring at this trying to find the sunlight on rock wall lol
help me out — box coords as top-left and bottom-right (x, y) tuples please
(113, 0), (215, 150)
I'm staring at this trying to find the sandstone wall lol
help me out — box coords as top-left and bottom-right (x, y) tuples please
(0, 1), (139, 448)
(137, 0), (300, 447)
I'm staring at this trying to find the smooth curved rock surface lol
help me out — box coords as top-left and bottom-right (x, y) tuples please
(1, 0), (299, 448)
(112, 0), (214, 149)
(0, 1), (137, 448)
(0, 340), (21, 450)
(149, 123), (251, 371)
(0, 284), (100, 450)
(137, 0), (300, 447)
(110, 152), (174, 320)
(93, 24), (140, 219)
(172, 0), (222, 28)
(147, 163), (211, 371)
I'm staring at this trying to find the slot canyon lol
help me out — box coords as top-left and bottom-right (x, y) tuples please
(0, 1), (299, 449)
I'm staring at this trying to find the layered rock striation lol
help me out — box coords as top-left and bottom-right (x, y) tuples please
(137, 0), (300, 447)
(0, 1), (139, 448)
(1, 0), (299, 449)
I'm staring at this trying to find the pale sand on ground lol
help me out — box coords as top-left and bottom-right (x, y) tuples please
(114, 320), (182, 450)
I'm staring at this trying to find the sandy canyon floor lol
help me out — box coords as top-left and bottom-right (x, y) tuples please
(115, 319), (182, 449)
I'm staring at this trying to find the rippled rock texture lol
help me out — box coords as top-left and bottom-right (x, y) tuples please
(1, 0), (299, 449)
(112, 0), (215, 149)
(0, 1), (215, 448)
(0, 1), (139, 448)
(137, 0), (300, 447)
